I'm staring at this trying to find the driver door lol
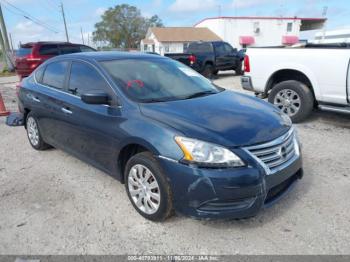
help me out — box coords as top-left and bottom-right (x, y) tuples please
(62, 61), (123, 174)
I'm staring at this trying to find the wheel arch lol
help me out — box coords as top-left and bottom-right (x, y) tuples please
(117, 139), (160, 184)
(265, 69), (317, 104)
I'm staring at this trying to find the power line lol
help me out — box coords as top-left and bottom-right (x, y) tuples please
(1, 0), (59, 33)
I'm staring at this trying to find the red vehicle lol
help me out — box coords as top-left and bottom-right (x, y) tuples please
(15, 41), (95, 79)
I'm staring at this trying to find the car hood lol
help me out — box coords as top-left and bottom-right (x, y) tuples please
(139, 90), (292, 147)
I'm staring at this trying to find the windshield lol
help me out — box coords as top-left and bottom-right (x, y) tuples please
(100, 58), (222, 102)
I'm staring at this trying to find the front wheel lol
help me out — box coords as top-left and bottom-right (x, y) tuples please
(125, 152), (173, 221)
(268, 80), (314, 123)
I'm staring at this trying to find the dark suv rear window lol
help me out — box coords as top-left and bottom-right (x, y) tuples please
(16, 47), (32, 57)
(60, 45), (81, 55)
(188, 43), (213, 53)
(39, 44), (59, 55)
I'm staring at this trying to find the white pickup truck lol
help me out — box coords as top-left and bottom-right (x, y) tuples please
(241, 44), (350, 122)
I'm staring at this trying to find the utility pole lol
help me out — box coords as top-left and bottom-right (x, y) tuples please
(0, 3), (14, 70)
(9, 33), (13, 53)
(80, 27), (84, 44)
(60, 2), (69, 42)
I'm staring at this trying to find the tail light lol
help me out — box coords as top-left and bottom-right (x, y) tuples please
(244, 55), (250, 73)
(188, 55), (196, 65)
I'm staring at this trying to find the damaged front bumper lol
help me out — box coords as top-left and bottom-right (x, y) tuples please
(157, 153), (303, 219)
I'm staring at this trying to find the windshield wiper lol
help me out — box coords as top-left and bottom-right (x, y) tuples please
(142, 97), (175, 103)
(183, 90), (218, 99)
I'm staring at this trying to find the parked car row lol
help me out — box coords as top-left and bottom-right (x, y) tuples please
(18, 51), (303, 221)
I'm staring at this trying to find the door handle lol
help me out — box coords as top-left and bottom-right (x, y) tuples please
(61, 107), (72, 114)
(31, 96), (40, 102)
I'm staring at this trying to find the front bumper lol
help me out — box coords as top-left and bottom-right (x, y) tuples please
(241, 75), (254, 91)
(158, 153), (303, 219)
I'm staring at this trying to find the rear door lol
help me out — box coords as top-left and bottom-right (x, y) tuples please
(34, 60), (71, 147)
(62, 61), (122, 173)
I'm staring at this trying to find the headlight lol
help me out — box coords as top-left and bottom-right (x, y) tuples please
(175, 136), (245, 168)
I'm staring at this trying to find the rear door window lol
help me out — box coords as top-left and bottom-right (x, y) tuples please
(60, 45), (81, 55)
(223, 43), (234, 53)
(215, 42), (226, 55)
(68, 61), (112, 98)
(39, 44), (59, 56)
(42, 61), (68, 90)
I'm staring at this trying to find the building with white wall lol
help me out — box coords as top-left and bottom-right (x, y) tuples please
(311, 28), (350, 44)
(194, 16), (326, 48)
(141, 27), (221, 55)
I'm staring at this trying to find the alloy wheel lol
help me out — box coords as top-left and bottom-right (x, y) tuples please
(27, 117), (39, 146)
(274, 89), (301, 117)
(128, 164), (161, 215)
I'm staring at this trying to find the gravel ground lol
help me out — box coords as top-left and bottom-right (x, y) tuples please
(0, 72), (350, 255)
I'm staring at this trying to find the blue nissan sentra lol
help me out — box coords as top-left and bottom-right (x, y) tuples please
(18, 52), (303, 221)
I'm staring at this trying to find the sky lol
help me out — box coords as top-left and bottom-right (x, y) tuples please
(2, 0), (350, 48)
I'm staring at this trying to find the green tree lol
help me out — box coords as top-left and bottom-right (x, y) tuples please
(93, 4), (163, 48)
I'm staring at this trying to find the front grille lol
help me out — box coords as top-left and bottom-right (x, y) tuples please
(245, 128), (299, 175)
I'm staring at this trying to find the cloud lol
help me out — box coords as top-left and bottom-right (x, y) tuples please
(232, 0), (279, 9)
(168, 0), (217, 13)
(95, 7), (107, 16)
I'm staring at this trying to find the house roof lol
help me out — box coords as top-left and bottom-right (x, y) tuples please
(148, 27), (222, 42)
(194, 16), (327, 31)
(141, 39), (155, 45)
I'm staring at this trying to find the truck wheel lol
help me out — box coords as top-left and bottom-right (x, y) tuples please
(202, 64), (214, 79)
(268, 80), (314, 123)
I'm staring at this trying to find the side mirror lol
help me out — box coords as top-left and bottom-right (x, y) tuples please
(81, 92), (109, 105)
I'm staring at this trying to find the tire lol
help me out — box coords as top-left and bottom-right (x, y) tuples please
(125, 152), (173, 221)
(26, 113), (51, 150)
(213, 69), (219, 75)
(268, 80), (314, 123)
(235, 61), (243, 75)
(202, 64), (214, 79)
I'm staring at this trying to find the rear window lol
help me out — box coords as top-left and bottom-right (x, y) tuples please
(16, 47), (32, 57)
(60, 45), (81, 55)
(188, 43), (213, 53)
(42, 61), (68, 90)
(80, 45), (95, 52)
(39, 44), (59, 56)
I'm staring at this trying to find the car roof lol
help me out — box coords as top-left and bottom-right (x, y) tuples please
(52, 51), (167, 62)
(21, 41), (88, 47)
